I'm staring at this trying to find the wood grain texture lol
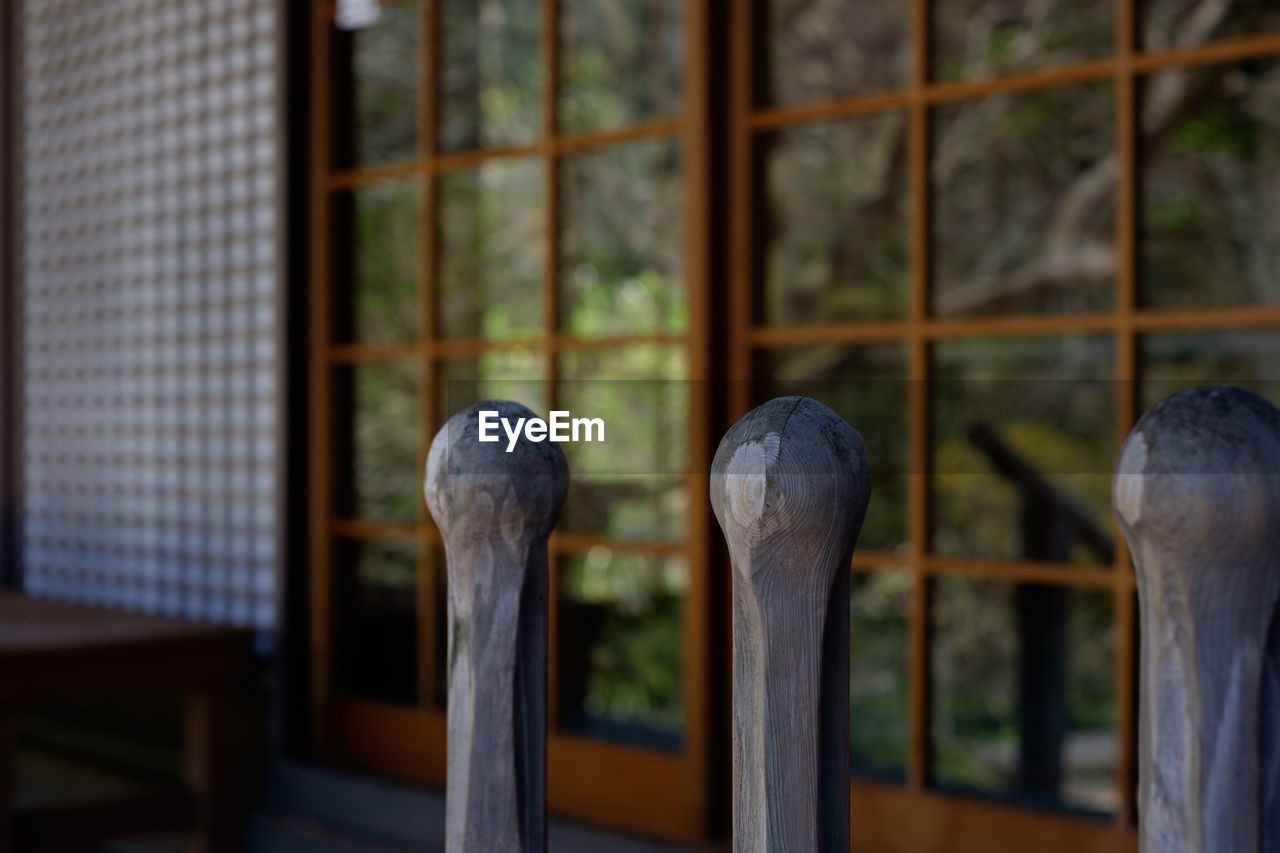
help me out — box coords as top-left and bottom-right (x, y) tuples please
(710, 396), (870, 853)
(1113, 386), (1280, 853)
(424, 401), (568, 853)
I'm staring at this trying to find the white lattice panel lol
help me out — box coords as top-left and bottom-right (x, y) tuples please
(20, 0), (280, 629)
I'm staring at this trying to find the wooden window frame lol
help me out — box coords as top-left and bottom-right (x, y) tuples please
(306, 0), (715, 842)
(308, 0), (1280, 847)
(727, 1), (1280, 850)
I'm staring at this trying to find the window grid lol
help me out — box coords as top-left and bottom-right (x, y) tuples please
(311, 0), (1280, 844)
(308, 0), (714, 841)
(729, 0), (1280, 838)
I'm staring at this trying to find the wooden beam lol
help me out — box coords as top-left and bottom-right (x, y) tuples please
(424, 401), (569, 852)
(711, 396), (870, 851)
(1115, 386), (1280, 851)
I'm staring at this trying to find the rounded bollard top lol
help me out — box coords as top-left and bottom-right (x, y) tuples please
(424, 400), (569, 539)
(710, 396), (870, 569)
(1114, 385), (1280, 570)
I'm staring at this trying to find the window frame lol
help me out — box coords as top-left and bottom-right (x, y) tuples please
(728, 0), (1280, 849)
(307, 0), (1280, 847)
(306, 0), (716, 841)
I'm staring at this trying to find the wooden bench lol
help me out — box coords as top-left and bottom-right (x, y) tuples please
(0, 593), (254, 852)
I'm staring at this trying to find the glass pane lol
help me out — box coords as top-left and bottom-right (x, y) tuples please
(1140, 60), (1280, 309)
(560, 138), (685, 337)
(765, 0), (909, 107)
(559, 0), (683, 134)
(933, 0), (1112, 83)
(334, 538), (419, 705)
(754, 344), (908, 552)
(1142, 0), (1280, 51)
(437, 158), (544, 341)
(850, 570), (910, 780)
(932, 577), (1116, 815)
(439, 0), (541, 152)
(556, 550), (685, 749)
(557, 345), (688, 541)
(332, 180), (421, 344)
(931, 336), (1114, 564)
(763, 115), (909, 325)
(1140, 329), (1280, 411)
(436, 350), (548, 425)
(332, 2), (419, 168)
(333, 361), (422, 522)
(933, 84), (1115, 317)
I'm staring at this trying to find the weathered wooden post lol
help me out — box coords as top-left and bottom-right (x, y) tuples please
(424, 401), (568, 853)
(711, 396), (870, 852)
(1113, 386), (1280, 853)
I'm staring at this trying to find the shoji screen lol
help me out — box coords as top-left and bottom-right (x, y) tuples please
(18, 0), (281, 629)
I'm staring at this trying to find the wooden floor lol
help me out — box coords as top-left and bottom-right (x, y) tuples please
(18, 751), (713, 852)
(246, 761), (717, 853)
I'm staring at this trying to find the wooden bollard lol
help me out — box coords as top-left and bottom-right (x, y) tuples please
(1113, 386), (1280, 853)
(711, 396), (871, 852)
(424, 401), (568, 853)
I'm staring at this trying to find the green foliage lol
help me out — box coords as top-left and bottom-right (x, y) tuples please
(1147, 198), (1205, 233)
(932, 423), (1114, 563)
(355, 541), (418, 588)
(931, 337), (1115, 563)
(342, 2), (419, 165)
(932, 580), (1115, 797)
(850, 572), (910, 774)
(438, 0), (541, 151)
(558, 0), (683, 134)
(1173, 111), (1262, 158)
(560, 138), (685, 338)
(766, 115), (910, 324)
(1142, 60), (1280, 308)
(438, 160), (545, 342)
(562, 550), (686, 736)
(933, 0), (1113, 83)
(566, 268), (688, 338)
(351, 361), (421, 522)
(350, 181), (420, 343)
(558, 345), (689, 542)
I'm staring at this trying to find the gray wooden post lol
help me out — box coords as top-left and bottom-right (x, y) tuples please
(711, 396), (870, 853)
(424, 401), (568, 853)
(1113, 386), (1280, 853)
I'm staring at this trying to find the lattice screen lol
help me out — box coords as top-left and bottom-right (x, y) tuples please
(19, 0), (281, 629)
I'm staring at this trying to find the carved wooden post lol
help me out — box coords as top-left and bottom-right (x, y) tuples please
(1113, 386), (1280, 853)
(424, 401), (568, 853)
(711, 396), (870, 852)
